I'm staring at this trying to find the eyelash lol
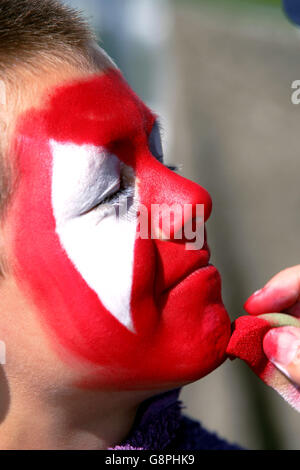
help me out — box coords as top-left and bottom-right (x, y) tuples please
(101, 185), (134, 207)
(103, 164), (179, 206)
(166, 164), (179, 172)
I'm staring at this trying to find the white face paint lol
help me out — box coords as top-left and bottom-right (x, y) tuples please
(50, 140), (138, 332)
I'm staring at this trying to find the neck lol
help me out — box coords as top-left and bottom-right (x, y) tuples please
(0, 367), (153, 450)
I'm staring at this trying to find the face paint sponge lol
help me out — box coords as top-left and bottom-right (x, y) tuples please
(226, 313), (300, 412)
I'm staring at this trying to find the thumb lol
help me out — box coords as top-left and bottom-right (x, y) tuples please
(263, 326), (300, 386)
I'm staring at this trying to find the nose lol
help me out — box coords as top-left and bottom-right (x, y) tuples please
(137, 157), (212, 241)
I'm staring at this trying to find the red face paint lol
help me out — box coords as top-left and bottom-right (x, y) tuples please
(8, 69), (231, 389)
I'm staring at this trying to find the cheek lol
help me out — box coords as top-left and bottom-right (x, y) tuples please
(50, 140), (140, 331)
(56, 215), (136, 330)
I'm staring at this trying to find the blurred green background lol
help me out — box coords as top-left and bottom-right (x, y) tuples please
(65, 0), (300, 449)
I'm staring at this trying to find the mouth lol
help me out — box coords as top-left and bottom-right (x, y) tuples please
(156, 241), (211, 296)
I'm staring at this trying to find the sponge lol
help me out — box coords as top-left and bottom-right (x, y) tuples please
(226, 313), (300, 412)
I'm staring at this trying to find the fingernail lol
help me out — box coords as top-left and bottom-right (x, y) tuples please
(244, 289), (263, 311)
(252, 289), (263, 297)
(248, 288), (266, 301)
(263, 327), (300, 366)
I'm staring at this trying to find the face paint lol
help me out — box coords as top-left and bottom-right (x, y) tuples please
(8, 69), (231, 389)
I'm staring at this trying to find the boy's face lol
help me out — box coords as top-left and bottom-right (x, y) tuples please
(4, 67), (231, 390)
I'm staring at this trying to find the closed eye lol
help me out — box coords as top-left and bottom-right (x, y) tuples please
(80, 162), (135, 216)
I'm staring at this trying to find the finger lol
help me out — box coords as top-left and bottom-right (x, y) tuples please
(263, 326), (300, 386)
(244, 265), (300, 315)
(286, 302), (300, 319)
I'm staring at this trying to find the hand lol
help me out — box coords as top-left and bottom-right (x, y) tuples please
(245, 266), (300, 386)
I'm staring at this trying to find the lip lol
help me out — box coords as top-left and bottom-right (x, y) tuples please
(157, 242), (211, 295)
(161, 261), (214, 295)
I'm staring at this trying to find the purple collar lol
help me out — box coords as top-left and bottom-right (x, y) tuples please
(110, 389), (182, 450)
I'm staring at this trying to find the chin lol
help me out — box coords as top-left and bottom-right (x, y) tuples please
(146, 265), (232, 387)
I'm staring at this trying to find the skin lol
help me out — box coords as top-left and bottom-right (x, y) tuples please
(245, 265), (300, 386)
(0, 46), (231, 449)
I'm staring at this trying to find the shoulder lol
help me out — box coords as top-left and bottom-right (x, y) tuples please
(169, 415), (244, 450)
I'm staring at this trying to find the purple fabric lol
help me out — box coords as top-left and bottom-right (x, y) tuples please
(110, 389), (242, 450)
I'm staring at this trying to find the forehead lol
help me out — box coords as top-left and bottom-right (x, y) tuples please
(17, 69), (156, 151)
